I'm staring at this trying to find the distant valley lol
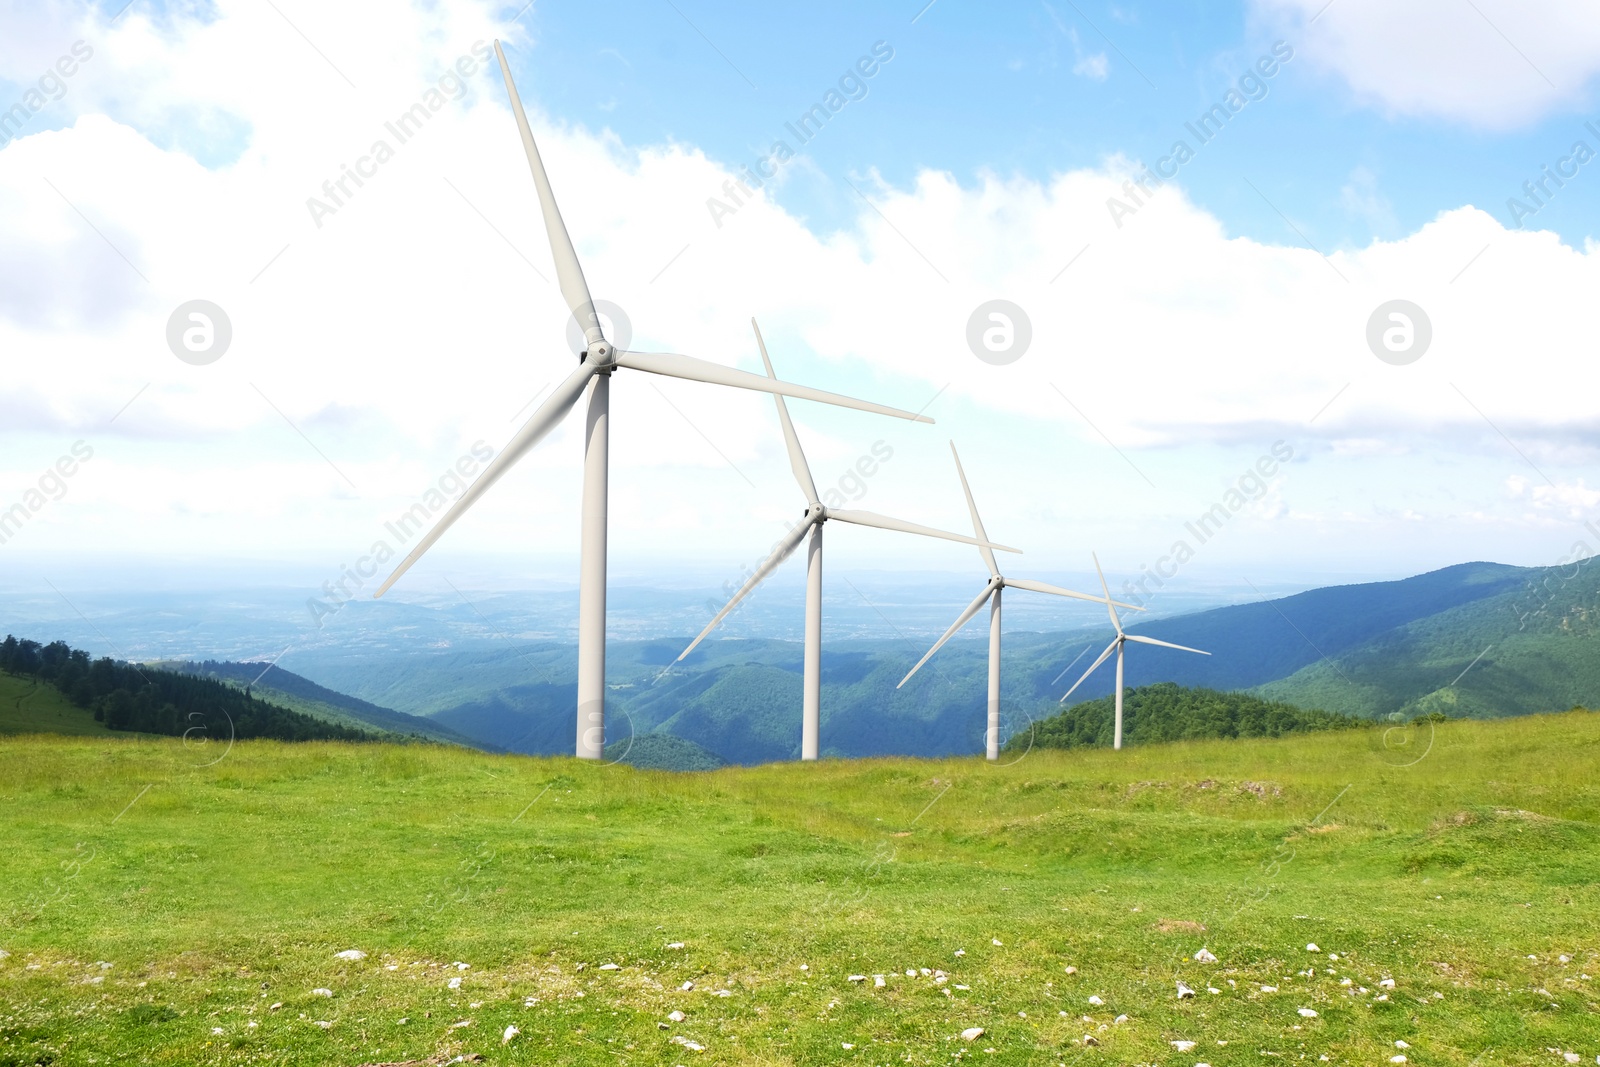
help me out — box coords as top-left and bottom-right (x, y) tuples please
(5, 558), (1595, 767)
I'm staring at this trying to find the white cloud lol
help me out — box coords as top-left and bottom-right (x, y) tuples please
(3, 0), (1600, 577)
(1524, 479), (1600, 514)
(1073, 52), (1110, 81)
(1252, 0), (1600, 128)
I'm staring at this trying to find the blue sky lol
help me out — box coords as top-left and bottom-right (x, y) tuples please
(508, 0), (1600, 249)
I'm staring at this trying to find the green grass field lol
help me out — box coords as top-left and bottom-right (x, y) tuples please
(2, 713), (1597, 1066)
(0, 673), (111, 738)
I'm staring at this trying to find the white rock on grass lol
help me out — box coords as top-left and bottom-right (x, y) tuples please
(680, 981), (694, 991)
(992, 939), (1003, 947)
(334, 950), (366, 961)
(670, 1035), (706, 1052)
(1088, 995), (1104, 1006)
(448, 977), (462, 990)
(1298, 1008), (1318, 1018)
(1562, 1055), (1580, 1065)
(667, 942), (685, 949)
(874, 976), (886, 988)
(1207, 987), (1222, 995)
(1379, 978), (1396, 989)
(848, 975), (867, 983)
(1177, 982), (1196, 999)
(1306, 944), (1321, 952)
(1172, 1040), (1198, 1052)
(668, 1010), (686, 1022)
(1394, 1040), (1410, 1049)
(1063, 965), (1077, 975)
(1390, 1057), (1407, 1064)
(712, 989), (732, 998)
(1261, 985), (1278, 993)
(955, 949), (966, 957)
(1114, 1015), (1129, 1024)
(599, 963), (620, 971)
(960, 1027), (985, 1041)
(1195, 948), (1218, 963)
(311, 988), (333, 997)
(502, 1024), (520, 1045)
(1083, 1034), (1099, 1046)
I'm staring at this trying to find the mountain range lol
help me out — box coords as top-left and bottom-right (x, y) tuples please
(277, 557), (1596, 763)
(6, 557), (1592, 767)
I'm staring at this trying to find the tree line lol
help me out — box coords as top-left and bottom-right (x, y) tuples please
(1, 635), (372, 742)
(1010, 682), (1366, 751)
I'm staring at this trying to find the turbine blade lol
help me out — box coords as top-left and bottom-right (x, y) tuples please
(613, 349), (934, 422)
(1060, 638), (1119, 703)
(752, 319), (818, 504)
(825, 508), (1021, 553)
(493, 41), (601, 346)
(1002, 577), (1145, 612)
(897, 586), (995, 688)
(677, 521), (812, 660)
(949, 442), (998, 578)
(374, 361), (596, 598)
(1124, 633), (1211, 656)
(1092, 551), (1122, 633)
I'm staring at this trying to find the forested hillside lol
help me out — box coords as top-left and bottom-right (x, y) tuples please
(0, 636), (371, 743)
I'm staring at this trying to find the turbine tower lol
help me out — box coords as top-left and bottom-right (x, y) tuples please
(896, 443), (1143, 759)
(677, 327), (1020, 760)
(376, 42), (938, 760)
(1060, 553), (1210, 750)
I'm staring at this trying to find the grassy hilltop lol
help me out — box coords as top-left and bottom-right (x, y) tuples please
(2, 714), (1598, 1065)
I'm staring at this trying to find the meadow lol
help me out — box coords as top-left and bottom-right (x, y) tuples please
(2, 712), (1597, 1065)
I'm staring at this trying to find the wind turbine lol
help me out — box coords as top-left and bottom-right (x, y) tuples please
(896, 443), (1145, 760)
(1060, 553), (1211, 750)
(676, 325), (1021, 761)
(375, 42), (940, 760)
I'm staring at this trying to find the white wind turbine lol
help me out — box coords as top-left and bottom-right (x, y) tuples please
(896, 443), (1145, 760)
(375, 42), (940, 760)
(1060, 553), (1211, 750)
(676, 325), (1021, 761)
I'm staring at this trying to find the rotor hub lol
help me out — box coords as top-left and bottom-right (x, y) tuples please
(585, 340), (614, 366)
